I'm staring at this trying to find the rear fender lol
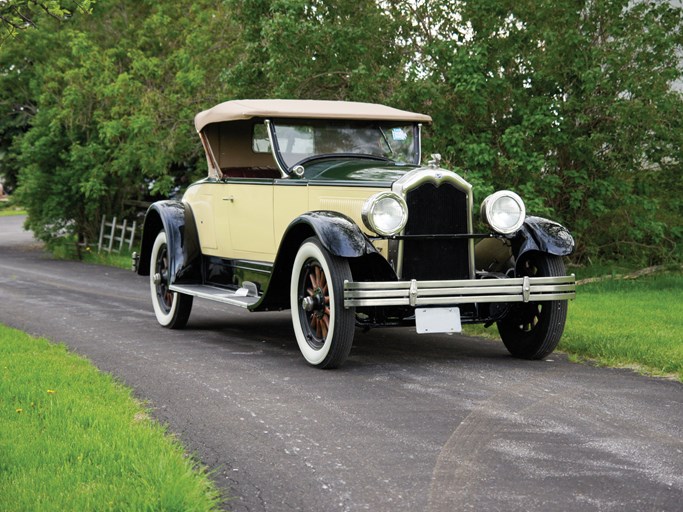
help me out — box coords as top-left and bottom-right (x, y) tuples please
(136, 201), (202, 285)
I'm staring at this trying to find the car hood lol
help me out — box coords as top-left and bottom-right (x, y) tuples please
(303, 158), (419, 185)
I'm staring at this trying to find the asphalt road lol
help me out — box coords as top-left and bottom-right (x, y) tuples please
(1, 215), (681, 511)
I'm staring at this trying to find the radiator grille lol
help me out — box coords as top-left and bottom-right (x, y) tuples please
(401, 182), (470, 280)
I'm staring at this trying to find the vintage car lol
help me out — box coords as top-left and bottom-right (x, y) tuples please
(134, 99), (576, 368)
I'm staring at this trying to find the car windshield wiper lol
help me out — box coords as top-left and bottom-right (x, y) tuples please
(377, 127), (394, 156)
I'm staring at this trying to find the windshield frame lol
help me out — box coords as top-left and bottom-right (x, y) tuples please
(264, 119), (422, 176)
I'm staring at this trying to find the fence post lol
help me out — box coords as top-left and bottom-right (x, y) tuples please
(107, 216), (117, 253)
(118, 219), (128, 252)
(98, 216), (136, 254)
(97, 215), (106, 252)
(128, 221), (137, 251)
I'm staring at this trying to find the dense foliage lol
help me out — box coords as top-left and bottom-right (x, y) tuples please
(0, 0), (681, 263)
(0, 1), (94, 40)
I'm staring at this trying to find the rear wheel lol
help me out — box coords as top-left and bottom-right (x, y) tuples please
(497, 253), (568, 359)
(150, 230), (193, 329)
(290, 237), (355, 368)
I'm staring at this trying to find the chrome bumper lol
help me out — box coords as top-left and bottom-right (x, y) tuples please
(343, 275), (576, 308)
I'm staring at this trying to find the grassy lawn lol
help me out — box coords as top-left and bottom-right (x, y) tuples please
(0, 325), (222, 511)
(0, 207), (27, 217)
(466, 270), (683, 382)
(47, 238), (137, 271)
(561, 272), (683, 381)
(81, 246), (136, 270)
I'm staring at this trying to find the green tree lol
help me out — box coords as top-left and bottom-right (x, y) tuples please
(0, 30), (36, 193)
(0, 1), (95, 191)
(3, 0), (682, 265)
(389, 0), (683, 263)
(0, 0), (94, 41)
(8, 0), (240, 249)
(224, 0), (405, 101)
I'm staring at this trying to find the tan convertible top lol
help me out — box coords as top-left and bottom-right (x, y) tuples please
(194, 99), (432, 132)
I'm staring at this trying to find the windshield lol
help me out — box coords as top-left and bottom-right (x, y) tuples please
(266, 120), (419, 169)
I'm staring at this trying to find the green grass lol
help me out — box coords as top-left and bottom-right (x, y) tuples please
(569, 261), (638, 280)
(0, 207), (27, 217)
(0, 325), (222, 511)
(82, 246), (138, 270)
(0, 196), (25, 216)
(48, 240), (137, 271)
(561, 272), (683, 381)
(465, 271), (683, 382)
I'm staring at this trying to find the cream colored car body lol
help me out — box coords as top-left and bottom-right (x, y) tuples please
(185, 182), (388, 263)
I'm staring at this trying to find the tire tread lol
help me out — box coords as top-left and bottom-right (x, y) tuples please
(498, 254), (568, 360)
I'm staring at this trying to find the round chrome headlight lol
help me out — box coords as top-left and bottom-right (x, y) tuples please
(362, 192), (408, 236)
(480, 190), (526, 234)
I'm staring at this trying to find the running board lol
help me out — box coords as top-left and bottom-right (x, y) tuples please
(169, 284), (260, 308)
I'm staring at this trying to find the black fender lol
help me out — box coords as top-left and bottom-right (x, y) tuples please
(286, 211), (377, 257)
(136, 200), (202, 285)
(512, 215), (575, 261)
(253, 211), (379, 311)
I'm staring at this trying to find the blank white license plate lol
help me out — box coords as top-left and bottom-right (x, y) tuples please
(415, 307), (462, 334)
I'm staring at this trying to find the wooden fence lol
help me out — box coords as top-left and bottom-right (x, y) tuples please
(97, 216), (137, 254)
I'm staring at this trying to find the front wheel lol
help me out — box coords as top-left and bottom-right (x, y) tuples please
(497, 253), (568, 360)
(149, 230), (193, 329)
(290, 237), (355, 368)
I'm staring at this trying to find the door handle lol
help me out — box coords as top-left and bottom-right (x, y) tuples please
(222, 196), (235, 202)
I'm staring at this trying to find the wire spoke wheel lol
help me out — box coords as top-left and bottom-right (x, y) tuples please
(497, 253), (568, 360)
(290, 237), (355, 368)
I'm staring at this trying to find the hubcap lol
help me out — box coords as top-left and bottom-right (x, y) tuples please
(154, 243), (173, 313)
(299, 260), (330, 347)
(301, 296), (316, 312)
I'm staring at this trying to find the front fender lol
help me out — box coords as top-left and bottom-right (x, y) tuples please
(513, 215), (575, 259)
(137, 200), (201, 285)
(287, 211), (377, 257)
(252, 211), (377, 311)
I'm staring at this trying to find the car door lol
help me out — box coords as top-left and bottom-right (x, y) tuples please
(224, 178), (276, 261)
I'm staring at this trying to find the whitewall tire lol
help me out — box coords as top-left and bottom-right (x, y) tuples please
(290, 237), (355, 368)
(150, 230), (193, 329)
